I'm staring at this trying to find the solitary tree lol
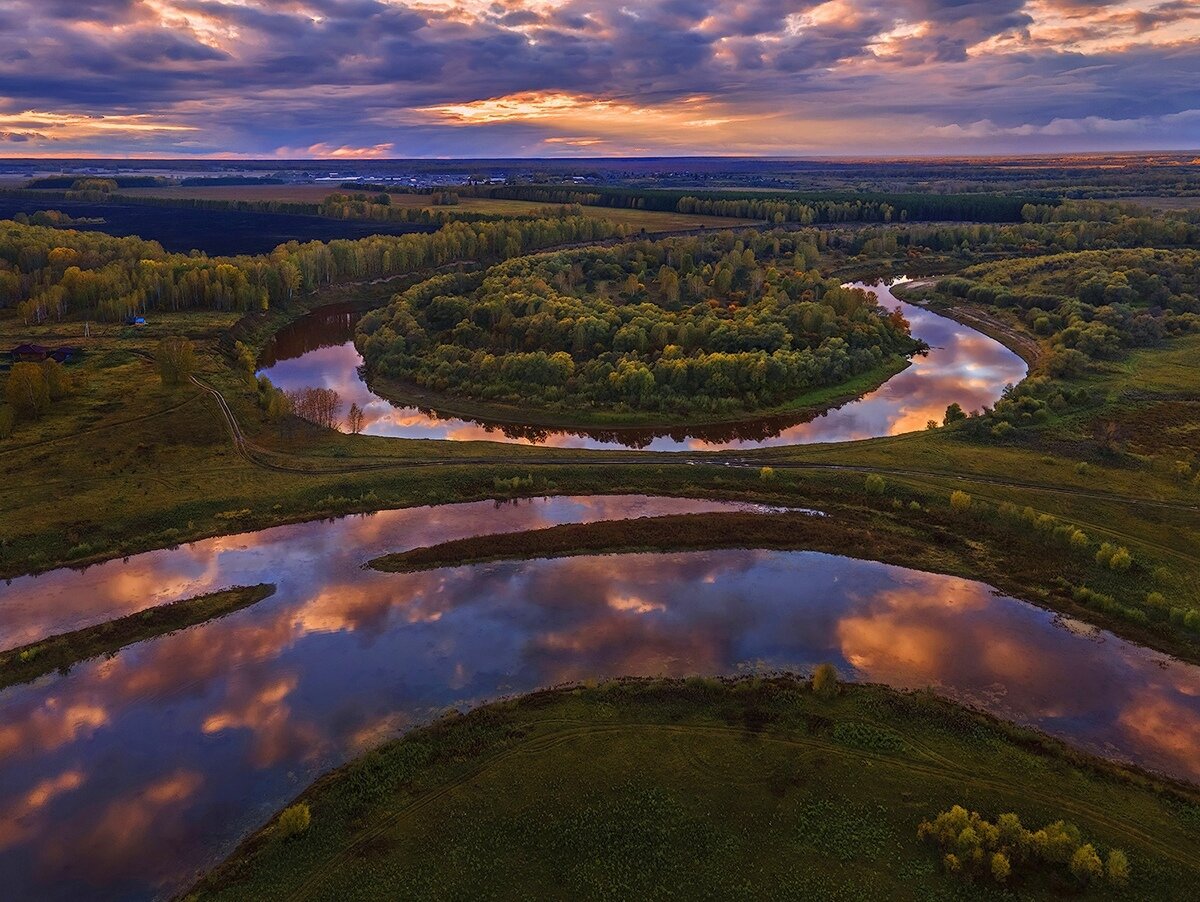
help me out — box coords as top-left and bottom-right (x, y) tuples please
(5, 363), (50, 419)
(40, 359), (72, 401)
(156, 336), (196, 386)
(811, 662), (839, 699)
(347, 402), (365, 435)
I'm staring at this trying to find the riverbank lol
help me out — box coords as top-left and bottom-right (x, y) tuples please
(187, 677), (1200, 901)
(367, 507), (1200, 665)
(0, 584), (274, 688)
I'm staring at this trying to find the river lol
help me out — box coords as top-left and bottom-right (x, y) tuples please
(257, 280), (1028, 450)
(0, 496), (1197, 900)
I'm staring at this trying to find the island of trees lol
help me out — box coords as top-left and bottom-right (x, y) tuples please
(355, 231), (923, 420)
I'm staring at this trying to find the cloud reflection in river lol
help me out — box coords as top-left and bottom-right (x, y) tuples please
(256, 282), (1028, 451)
(0, 513), (1198, 899)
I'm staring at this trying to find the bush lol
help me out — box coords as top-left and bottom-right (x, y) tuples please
(949, 491), (972, 513)
(810, 663), (839, 699)
(864, 473), (886, 495)
(1095, 542), (1132, 571)
(943, 402), (967, 425)
(921, 807), (1129, 888)
(277, 802), (311, 840)
(991, 851), (1011, 884)
(1106, 848), (1130, 885)
(759, 466), (775, 482)
(1069, 844), (1104, 884)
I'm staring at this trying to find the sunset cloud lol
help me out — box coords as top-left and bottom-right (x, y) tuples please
(0, 0), (1195, 156)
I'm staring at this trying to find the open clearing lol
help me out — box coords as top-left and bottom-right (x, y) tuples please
(190, 678), (1200, 901)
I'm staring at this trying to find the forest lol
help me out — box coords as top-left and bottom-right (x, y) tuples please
(0, 212), (626, 323)
(355, 231), (921, 416)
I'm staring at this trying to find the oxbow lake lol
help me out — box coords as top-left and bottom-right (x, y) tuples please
(257, 280), (1029, 450)
(0, 496), (1198, 900)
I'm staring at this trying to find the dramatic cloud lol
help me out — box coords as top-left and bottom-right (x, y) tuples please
(0, 0), (1196, 156)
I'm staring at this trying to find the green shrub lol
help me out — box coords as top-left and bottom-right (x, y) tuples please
(920, 806), (1128, 889)
(811, 663), (839, 699)
(1070, 844), (1104, 884)
(1106, 848), (1130, 885)
(277, 803), (311, 840)
(991, 851), (1011, 884)
(949, 490), (972, 513)
(1095, 542), (1132, 571)
(864, 473), (886, 495)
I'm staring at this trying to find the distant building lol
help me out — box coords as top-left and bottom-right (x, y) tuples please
(8, 344), (84, 364)
(48, 347), (83, 363)
(9, 343), (50, 362)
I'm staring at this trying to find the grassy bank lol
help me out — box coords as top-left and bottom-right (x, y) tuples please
(0, 584), (274, 689)
(367, 506), (1200, 664)
(187, 677), (1200, 901)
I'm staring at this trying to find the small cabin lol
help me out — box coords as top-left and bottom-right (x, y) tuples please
(9, 343), (50, 362)
(48, 347), (83, 364)
(8, 344), (85, 364)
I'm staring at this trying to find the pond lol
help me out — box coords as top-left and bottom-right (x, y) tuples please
(257, 280), (1028, 450)
(0, 496), (1196, 900)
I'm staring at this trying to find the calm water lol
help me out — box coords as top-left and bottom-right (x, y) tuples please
(258, 280), (1028, 450)
(0, 497), (1198, 900)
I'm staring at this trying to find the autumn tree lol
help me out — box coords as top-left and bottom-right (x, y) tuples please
(5, 363), (50, 419)
(811, 663), (839, 699)
(40, 359), (72, 401)
(156, 337), (196, 386)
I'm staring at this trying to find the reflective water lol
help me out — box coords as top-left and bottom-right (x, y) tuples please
(257, 281), (1027, 450)
(0, 497), (1197, 901)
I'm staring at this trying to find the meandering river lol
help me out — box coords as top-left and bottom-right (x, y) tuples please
(1, 496), (1198, 900)
(0, 285), (1177, 900)
(257, 280), (1028, 450)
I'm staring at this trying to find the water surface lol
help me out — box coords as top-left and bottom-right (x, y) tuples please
(258, 280), (1027, 450)
(0, 497), (1197, 901)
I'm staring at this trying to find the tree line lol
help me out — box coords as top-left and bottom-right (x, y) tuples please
(355, 231), (921, 416)
(450, 184), (1039, 224)
(0, 213), (627, 324)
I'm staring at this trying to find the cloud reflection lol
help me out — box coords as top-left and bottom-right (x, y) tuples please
(257, 283), (1027, 451)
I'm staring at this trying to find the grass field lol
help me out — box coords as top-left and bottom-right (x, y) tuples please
(119, 184), (758, 231)
(1124, 196), (1200, 211)
(188, 677), (1200, 901)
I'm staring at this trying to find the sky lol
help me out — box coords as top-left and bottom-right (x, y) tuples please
(0, 0), (1198, 158)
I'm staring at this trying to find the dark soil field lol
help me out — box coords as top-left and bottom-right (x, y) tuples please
(0, 198), (436, 255)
